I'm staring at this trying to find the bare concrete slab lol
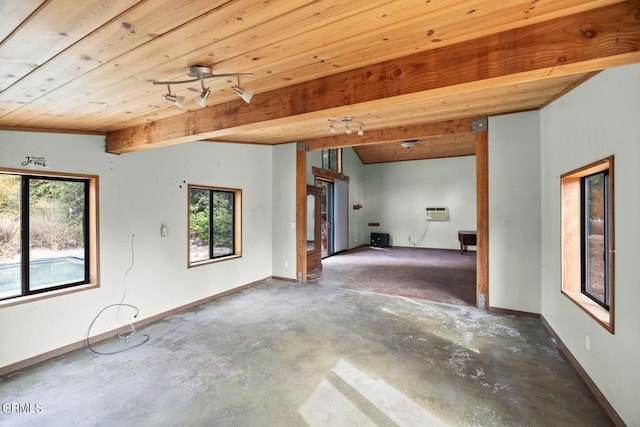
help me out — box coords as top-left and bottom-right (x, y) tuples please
(0, 280), (612, 426)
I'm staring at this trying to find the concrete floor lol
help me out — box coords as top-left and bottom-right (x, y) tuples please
(0, 275), (611, 426)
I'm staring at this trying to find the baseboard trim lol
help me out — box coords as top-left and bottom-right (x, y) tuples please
(540, 315), (625, 427)
(0, 276), (284, 377)
(390, 245), (476, 253)
(271, 275), (296, 283)
(488, 306), (540, 318)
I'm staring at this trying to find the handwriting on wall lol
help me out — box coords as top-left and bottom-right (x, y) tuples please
(21, 156), (47, 167)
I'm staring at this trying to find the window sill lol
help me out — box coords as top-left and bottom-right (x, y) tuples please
(188, 254), (242, 269)
(0, 283), (99, 309)
(562, 289), (613, 333)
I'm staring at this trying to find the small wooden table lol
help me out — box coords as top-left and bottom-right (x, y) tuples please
(458, 230), (477, 254)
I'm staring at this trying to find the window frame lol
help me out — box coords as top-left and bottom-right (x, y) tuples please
(187, 184), (242, 267)
(321, 148), (342, 173)
(580, 170), (610, 309)
(0, 168), (99, 307)
(560, 156), (614, 333)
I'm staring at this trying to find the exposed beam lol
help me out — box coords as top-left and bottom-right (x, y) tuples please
(106, 0), (640, 153)
(303, 118), (474, 151)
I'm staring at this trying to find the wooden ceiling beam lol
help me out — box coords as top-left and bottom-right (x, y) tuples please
(302, 118), (475, 151)
(106, 0), (640, 153)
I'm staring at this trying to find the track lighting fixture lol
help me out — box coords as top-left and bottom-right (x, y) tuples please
(328, 117), (364, 136)
(154, 65), (253, 109)
(231, 76), (253, 104)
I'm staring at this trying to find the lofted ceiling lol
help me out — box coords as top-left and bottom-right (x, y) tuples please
(0, 0), (639, 163)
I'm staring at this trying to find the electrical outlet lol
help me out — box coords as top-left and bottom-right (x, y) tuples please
(585, 335), (590, 351)
(284, 261), (289, 268)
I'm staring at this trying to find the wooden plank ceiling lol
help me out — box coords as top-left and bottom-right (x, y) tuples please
(1, 0), (639, 163)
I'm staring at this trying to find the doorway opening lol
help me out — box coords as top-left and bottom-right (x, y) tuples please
(315, 179), (333, 258)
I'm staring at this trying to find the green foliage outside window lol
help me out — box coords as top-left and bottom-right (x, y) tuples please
(0, 174), (85, 259)
(190, 189), (210, 245)
(321, 148), (341, 172)
(212, 193), (233, 250)
(586, 172), (604, 219)
(0, 175), (20, 259)
(190, 188), (234, 257)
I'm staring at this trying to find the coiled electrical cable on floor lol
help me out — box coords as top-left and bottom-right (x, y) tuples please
(86, 234), (149, 355)
(86, 304), (149, 355)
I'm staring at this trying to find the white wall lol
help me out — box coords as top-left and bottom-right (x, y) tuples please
(363, 156), (476, 249)
(306, 150), (322, 184)
(271, 143), (297, 278)
(540, 63), (640, 426)
(342, 148), (367, 248)
(0, 132), (275, 369)
(488, 111), (542, 313)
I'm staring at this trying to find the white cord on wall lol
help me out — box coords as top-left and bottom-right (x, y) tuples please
(408, 219), (430, 246)
(86, 234), (150, 355)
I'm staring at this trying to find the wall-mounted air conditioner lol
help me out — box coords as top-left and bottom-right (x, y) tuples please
(426, 207), (449, 221)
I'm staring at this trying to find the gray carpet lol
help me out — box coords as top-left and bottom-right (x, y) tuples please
(0, 280), (611, 426)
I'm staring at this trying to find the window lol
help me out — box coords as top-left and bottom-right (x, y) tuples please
(0, 170), (99, 304)
(188, 185), (242, 266)
(322, 148), (341, 172)
(561, 157), (614, 332)
(582, 171), (609, 308)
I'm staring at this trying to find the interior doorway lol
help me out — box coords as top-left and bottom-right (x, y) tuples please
(316, 179), (333, 258)
(315, 177), (349, 259)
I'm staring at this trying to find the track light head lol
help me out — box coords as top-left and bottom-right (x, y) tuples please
(194, 88), (210, 108)
(164, 85), (185, 108)
(232, 86), (253, 104)
(194, 81), (211, 108)
(165, 94), (185, 108)
(231, 76), (253, 104)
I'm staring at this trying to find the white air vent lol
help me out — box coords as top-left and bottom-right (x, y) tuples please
(425, 207), (449, 221)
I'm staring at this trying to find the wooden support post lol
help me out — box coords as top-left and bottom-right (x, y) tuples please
(475, 124), (489, 308)
(296, 143), (307, 282)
